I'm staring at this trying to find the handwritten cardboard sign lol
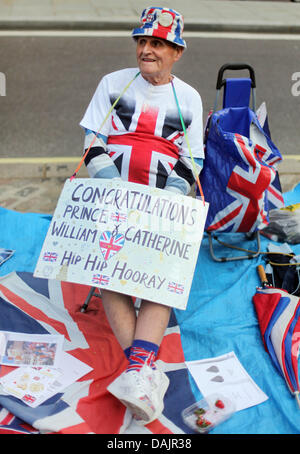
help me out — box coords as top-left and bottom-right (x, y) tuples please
(34, 179), (208, 310)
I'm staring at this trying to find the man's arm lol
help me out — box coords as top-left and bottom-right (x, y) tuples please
(164, 156), (203, 195)
(83, 128), (121, 179)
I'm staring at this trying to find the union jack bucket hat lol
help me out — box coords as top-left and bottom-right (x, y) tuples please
(132, 6), (186, 48)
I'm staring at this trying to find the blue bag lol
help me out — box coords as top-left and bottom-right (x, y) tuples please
(200, 106), (283, 233)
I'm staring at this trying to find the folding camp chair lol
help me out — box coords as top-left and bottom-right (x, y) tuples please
(199, 63), (283, 262)
(80, 286), (141, 313)
(80, 286), (101, 312)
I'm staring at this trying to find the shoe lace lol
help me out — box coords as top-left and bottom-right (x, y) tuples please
(129, 369), (151, 396)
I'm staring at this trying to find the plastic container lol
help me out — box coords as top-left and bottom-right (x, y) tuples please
(181, 393), (235, 433)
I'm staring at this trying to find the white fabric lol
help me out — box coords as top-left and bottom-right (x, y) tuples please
(80, 68), (204, 160)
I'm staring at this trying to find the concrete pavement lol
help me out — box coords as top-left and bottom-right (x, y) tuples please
(1, 156), (299, 215)
(0, 0), (299, 214)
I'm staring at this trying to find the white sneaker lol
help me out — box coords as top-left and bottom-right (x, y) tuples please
(133, 365), (170, 425)
(107, 364), (169, 425)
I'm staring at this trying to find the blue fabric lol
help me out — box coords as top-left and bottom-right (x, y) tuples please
(131, 339), (159, 356)
(200, 106), (282, 232)
(0, 182), (299, 433)
(223, 78), (252, 109)
(0, 207), (51, 277)
(174, 230), (300, 434)
(263, 296), (290, 376)
(216, 106), (252, 137)
(284, 182), (300, 206)
(285, 304), (300, 392)
(123, 347), (131, 359)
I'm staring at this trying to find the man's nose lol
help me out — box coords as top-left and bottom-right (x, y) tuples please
(142, 41), (152, 53)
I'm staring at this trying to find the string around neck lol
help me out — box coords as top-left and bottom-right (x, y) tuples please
(70, 71), (140, 180)
(70, 70), (205, 206)
(170, 79), (205, 204)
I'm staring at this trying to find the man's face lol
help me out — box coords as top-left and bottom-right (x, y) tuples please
(136, 36), (183, 85)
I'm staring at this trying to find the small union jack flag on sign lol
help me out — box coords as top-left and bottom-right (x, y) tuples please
(22, 394), (36, 404)
(110, 211), (127, 223)
(99, 231), (125, 261)
(168, 282), (184, 295)
(92, 274), (110, 286)
(43, 252), (58, 262)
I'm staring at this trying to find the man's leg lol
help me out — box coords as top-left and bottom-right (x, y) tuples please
(124, 300), (171, 371)
(107, 299), (171, 424)
(100, 289), (136, 351)
(101, 292), (171, 351)
(125, 300), (171, 372)
(134, 300), (171, 346)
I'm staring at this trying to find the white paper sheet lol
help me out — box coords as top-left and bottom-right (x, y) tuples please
(186, 351), (268, 412)
(0, 351), (93, 408)
(0, 331), (64, 367)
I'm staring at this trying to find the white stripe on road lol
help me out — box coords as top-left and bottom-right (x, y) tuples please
(1, 156), (299, 164)
(0, 30), (300, 40)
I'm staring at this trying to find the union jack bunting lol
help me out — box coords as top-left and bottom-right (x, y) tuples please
(92, 274), (110, 286)
(168, 281), (184, 295)
(200, 107), (283, 232)
(99, 231), (125, 261)
(43, 252), (58, 262)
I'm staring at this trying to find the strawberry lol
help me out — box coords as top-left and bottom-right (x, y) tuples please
(196, 416), (212, 428)
(215, 399), (225, 409)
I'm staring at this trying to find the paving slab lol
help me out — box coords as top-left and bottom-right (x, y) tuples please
(1, 157), (298, 214)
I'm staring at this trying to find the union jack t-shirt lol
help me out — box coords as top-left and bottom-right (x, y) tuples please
(80, 68), (204, 195)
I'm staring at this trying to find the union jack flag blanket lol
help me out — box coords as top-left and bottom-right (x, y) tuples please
(0, 271), (195, 434)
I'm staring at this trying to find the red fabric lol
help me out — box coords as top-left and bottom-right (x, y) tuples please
(252, 290), (282, 348)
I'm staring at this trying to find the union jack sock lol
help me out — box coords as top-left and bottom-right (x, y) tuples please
(126, 340), (159, 373)
(124, 347), (131, 359)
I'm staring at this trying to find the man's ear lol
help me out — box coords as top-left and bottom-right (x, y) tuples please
(174, 46), (184, 62)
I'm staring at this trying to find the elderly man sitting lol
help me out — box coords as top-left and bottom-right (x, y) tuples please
(80, 6), (204, 425)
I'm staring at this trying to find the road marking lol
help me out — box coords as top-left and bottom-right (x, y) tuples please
(186, 32), (300, 41)
(0, 157), (79, 164)
(281, 155), (300, 160)
(0, 155), (299, 165)
(0, 30), (300, 40)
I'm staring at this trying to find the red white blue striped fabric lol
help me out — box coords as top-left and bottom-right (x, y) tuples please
(0, 406), (39, 434)
(253, 287), (300, 397)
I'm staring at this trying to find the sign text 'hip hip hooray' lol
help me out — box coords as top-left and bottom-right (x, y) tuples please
(34, 179), (208, 310)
